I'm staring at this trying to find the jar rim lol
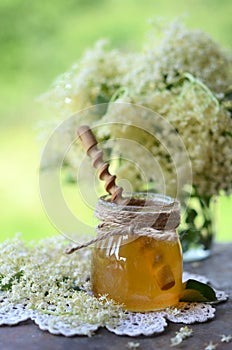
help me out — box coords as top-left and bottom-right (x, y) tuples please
(98, 192), (180, 214)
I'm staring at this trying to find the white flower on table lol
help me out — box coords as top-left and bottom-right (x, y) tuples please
(170, 326), (193, 346)
(220, 334), (232, 343)
(127, 341), (140, 349)
(204, 341), (218, 350)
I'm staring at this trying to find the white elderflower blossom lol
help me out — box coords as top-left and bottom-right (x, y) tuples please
(204, 341), (218, 350)
(127, 341), (140, 349)
(143, 20), (232, 95)
(220, 334), (232, 343)
(40, 20), (232, 199)
(166, 307), (181, 316)
(98, 79), (232, 197)
(170, 326), (193, 346)
(41, 40), (133, 118)
(0, 236), (124, 333)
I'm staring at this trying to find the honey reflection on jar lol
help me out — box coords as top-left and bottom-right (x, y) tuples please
(91, 234), (183, 311)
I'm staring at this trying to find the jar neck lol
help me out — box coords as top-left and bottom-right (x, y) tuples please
(95, 192), (180, 231)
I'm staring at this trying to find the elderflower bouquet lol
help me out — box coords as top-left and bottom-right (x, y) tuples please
(41, 20), (232, 259)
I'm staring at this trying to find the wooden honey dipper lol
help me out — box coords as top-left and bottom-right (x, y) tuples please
(77, 125), (126, 204)
(68, 126), (177, 296)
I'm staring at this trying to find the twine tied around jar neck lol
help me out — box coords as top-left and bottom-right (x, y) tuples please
(66, 194), (180, 254)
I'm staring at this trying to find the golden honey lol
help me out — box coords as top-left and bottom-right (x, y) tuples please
(91, 193), (183, 311)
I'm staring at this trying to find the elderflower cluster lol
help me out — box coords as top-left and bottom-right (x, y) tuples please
(0, 236), (124, 336)
(42, 39), (133, 118)
(170, 326), (193, 346)
(41, 20), (232, 198)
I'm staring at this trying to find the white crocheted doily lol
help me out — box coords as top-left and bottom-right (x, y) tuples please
(0, 272), (228, 337)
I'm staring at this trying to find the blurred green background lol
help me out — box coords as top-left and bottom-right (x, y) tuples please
(0, 0), (232, 242)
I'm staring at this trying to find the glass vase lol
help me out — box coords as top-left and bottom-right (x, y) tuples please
(179, 191), (217, 262)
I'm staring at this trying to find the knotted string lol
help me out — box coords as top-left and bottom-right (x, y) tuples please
(66, 195), (180, 254)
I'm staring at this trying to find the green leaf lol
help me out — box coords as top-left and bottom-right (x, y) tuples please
(180, 279), (217, 302)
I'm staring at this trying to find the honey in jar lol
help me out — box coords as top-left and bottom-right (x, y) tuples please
(91, 193), (183, 311)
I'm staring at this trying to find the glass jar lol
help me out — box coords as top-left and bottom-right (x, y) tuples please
(91, 192), (183, 312)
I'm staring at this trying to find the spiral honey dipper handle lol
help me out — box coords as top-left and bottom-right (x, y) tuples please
(77, 125), (124, 204)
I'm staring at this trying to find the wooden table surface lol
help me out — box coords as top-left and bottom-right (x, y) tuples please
(0, 243), (231, 350)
